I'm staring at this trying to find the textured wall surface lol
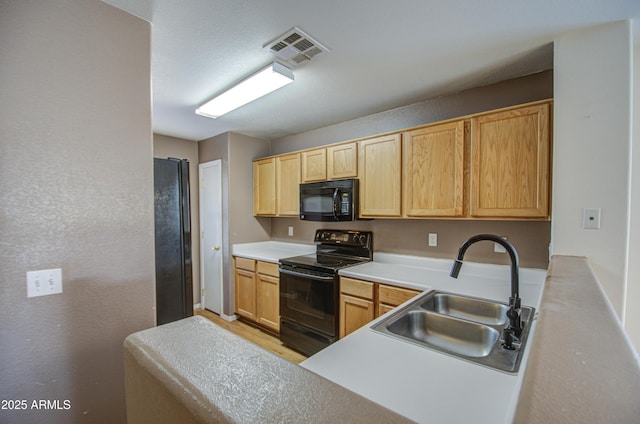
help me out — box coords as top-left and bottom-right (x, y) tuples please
(0, 1), (154, 423)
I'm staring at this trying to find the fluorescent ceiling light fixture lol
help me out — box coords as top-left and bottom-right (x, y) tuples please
(196, 62), (294, 119)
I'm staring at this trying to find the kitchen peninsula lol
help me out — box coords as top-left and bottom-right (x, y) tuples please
(124, 247), (640, 423)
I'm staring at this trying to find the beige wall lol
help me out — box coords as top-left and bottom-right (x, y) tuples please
(272, 219), (550, 269)
(272, 70), (553, 155)
(154, 134), (201, 304)
(269, 71), (554, 268)
(552, 21), (636, 348)
(0, 1), (154, 423)
(199, 133), (270, 315)
(628, 28), (640, 355)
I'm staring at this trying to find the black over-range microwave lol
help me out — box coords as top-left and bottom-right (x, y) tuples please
(299, 178), (359, 221)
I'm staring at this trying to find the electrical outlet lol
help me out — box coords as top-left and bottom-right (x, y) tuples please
(428, 233), (438, 247)
(27, 268), (62, 298)
(494, 237), (507, 253)
(288, 226), (294, 237)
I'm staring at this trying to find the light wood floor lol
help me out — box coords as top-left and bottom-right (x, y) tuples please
(195, 309), (308, 364)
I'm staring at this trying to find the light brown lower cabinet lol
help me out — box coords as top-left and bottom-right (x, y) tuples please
(256, 262), (280, 332)
(234, 257), (280, 333)
(234, 257), (256, 320)
(339, 277), (421, 338)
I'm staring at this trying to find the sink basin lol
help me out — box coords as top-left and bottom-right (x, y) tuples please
(419, 292), (508, 326)
(386, 310), (500, 358)
(371, 290), (535, 373)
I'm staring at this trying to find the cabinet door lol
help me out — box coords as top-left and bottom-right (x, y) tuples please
(470, 103), (550, 218)
(327, 142), (357, 180)
(235, 268), (256, 320)
(253, 158), (276, 216)
(276, 153), (300, 216)
(257, 273), (280, 332)
(339, 294), (375, 338)
(358, 134), (402, 217)
(301, 149), (327, 182)
(403, 121), (464, 217)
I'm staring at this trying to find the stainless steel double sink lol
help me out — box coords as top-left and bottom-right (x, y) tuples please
(371, 290), (535, 373)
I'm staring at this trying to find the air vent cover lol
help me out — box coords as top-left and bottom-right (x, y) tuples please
(263, 27), (329, 67)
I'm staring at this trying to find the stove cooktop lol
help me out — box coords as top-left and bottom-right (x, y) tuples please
(280, 253), (367, 271)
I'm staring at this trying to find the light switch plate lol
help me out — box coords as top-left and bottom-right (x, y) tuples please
(27, 268), (62, 298)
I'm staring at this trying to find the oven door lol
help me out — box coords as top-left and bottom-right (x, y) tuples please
(279, 268), (337, 337)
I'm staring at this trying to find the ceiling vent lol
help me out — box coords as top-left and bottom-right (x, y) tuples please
(263, 27), (329, 67)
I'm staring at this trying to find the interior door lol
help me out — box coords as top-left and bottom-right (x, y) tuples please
(199, 160), (223, 314)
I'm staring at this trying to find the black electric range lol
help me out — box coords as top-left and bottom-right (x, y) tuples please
(278, 229), (373, 356)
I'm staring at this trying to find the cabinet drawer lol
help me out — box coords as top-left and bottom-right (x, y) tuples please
(257, 261), (279, 277)
(379, 284), (421, 307)
(235, 257), (256, 272)
(340, 277), (374, 300)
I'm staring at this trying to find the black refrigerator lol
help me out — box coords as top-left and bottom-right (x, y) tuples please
(154, 158), (193, 325)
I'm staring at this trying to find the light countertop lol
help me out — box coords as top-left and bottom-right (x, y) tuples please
(232, 241), (315, 263)
(232, 242), (547, 423)
(302, 253), (546, 424)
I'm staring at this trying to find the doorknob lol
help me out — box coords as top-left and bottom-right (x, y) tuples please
(212, 246), (220, 251)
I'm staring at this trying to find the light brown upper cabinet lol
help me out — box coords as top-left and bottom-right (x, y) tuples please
(301, 142), (358, 182)
(327, 142), (358, 180)
(358, 134), (402, 217)
(470, 103), (550, 218)
(403, 120), (465, 217)
(276, 153), (300, 216)
(253, 158), (276, 216)
(301, 149), (326, 182)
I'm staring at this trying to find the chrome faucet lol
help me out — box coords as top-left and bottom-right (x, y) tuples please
(449, 234), (522, 350)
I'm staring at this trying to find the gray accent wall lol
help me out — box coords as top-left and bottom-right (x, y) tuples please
(0, 1), (154, 423)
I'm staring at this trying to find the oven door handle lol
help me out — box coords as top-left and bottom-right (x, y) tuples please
(279, 268), (335, 281)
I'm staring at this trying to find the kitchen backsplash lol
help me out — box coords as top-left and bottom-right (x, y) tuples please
(271, 217), (551, 269)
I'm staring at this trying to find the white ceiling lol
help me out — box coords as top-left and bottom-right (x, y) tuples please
(102, 0), (640, 142)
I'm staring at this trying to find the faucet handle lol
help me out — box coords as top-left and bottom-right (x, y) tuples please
(502, 328), (516, 351)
